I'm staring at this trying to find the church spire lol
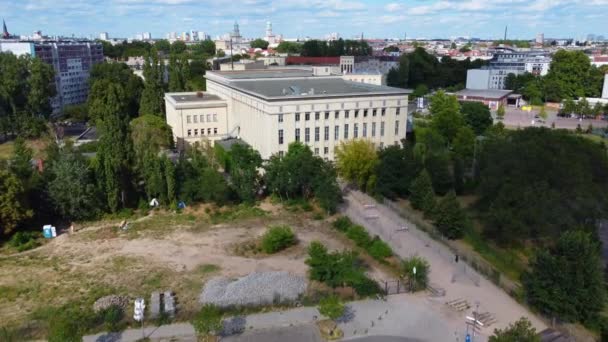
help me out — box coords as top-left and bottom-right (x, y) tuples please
(2, 19), (9, 39)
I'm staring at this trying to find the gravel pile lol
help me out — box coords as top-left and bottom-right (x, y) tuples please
(93, 295), (129, 313)
(200, 272), (307, 308)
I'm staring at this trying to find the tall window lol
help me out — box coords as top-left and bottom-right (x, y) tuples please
(193, 115), (198, 123)
(381, 108), (386, 116)
(364, 109), (368, 117)
(295, 128), (301, 142)
(395, 120), (399, 135)
(334, 125), (339, 140)
(324, 126), (329, 141)
(354, 123), (359, 138)
(372, 122), (376, 137)
(295, 113), (300, 121)
(315, 127), (320, 142)
(200, 114), (204, 122)
(396, 107), (400, 115)
(278, 114), (283, 123)
(278, 129), (284, 145)
(305, 112), (310, 121)
(363, 123), (367, 137)
(344, 124), (349, 139)
(335, 111), (339, 119)
(213, 114), (218, 122)
(380, 122), (385, 136)
(207, 114), (211, 122)
(372, 109), (377, 117)
(355, 109), (359, 118)
(214, 128), (218, 134)
(305, 127), (310, 142)
(345, 110), (350, 119)
(187, 129), (192, 137)
(194, 129), (198, 136)
(187, 115), (191, 123)
(207, 128), (211, 135)
(325, 111), (330, 120)
(314, 148), (319, 155)
(315, 112), (320, 120)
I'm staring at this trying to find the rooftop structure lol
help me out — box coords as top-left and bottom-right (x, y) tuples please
(2, 19), (9, 39)
(455, 88), (516, 109)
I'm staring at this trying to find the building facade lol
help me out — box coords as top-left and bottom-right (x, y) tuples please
(0, 40), (103, 111)
(165, 69), (411, 160)
(466, 48), (551, 90)
(603, 74), (608, 99)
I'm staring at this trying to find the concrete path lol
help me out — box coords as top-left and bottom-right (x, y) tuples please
(341, 189), (547, 340)
(84, 295), (464, 342)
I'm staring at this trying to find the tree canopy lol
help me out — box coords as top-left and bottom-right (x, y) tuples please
(335, 139), (378, 191)
(250, 39), (269, 50)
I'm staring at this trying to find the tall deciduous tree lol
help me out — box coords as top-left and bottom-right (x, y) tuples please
(26, 57), (56, 118)
(461, 101), (492, 135)
(409, 169), (435, 212)
(47, 151), (99, 221)
(523, 230), (605, 323)
(250, 39), (269, 49)
(489, 318), (539, 342)
(335, 139), (378, 191)
(375, 144), (421, 199)
(139, 50), (165, 116)
(429, 91), (464, 144)
(227, 143), (262, 203)
(91, 82), (132, 212)
(0, 168), (32, 236)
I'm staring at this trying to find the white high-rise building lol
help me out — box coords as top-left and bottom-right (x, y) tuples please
(264, 21), (276, 45)
(142, 32), (151, 40)
(99, 32), (109, 41)
(535, 33), (544, 45)
(198, 31), (210, 41)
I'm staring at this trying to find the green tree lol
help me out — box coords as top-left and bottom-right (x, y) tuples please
(154, 39), (171, 54)
(47, 151), (99, 221)
(544, 50), (600, 101)
(318, 295), (345, 321)
(429, 91), (464, 143)
(523, 230), (605, 323)
(375, 144), (421, 199)
(425, 152), (453, 195)
(538, 106), (547, 120)
(489, 317), (539, 342)
(496, 103), (506, 120)
(170, 41), (187, 55)
(409, 169), (435, 212)
(250, 38), (269, 49)
(412, 84), (429, 98)
(452, 126), (476, 163)
(91, 82), (132, 212)
(386, 67), (399, 88)
(227, 143), (262, 203)
(139, 50), (165, 116)
(461, 101), (492, 135)
(89, 62), (144, 118)
(9, 137), (34, 181)
(130, 114), (173, 171)
(434, 191), (467, 239)
(276, 41), (302, 54)
(26, 57), (56, 118)
(261, 225), (296, 253)
(402, 256), (430, 291)
(0, 168), (32, 236)
(312, 161), (342, 214)
(335, 139), (378, 191)
(168, 54), (188, 92)
(193, 40), (216, 57)
(192, 305), (222, 336)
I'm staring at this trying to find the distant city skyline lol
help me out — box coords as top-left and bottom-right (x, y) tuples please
(1, 0), (608, 40)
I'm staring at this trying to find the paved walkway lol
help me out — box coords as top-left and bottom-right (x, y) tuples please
(84, 295), (462, 342)
(341, 189), (547, 340)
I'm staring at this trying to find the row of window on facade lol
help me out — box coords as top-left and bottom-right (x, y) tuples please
(277, 107), (400, 123)
(187, 127), (218, 137)
(186, 114), (218, 124)
(277, 120), (400, 145)
(278, 142), (390, 158)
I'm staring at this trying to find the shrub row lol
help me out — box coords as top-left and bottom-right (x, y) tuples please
(261, 225), (296, 254)
(332, 216), (393, 262)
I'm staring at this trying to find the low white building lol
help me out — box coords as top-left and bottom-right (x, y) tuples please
(165, 69), (412, 159)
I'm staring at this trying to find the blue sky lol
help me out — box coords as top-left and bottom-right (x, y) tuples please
(2, 0), (607, 40)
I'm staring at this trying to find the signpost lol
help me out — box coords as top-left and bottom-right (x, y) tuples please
(134, 298), (145, 339)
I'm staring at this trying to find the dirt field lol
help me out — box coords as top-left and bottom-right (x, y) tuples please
(0, 201), (392, 337)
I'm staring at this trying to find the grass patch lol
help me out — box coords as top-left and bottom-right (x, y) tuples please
(210, 204), (267, 224)
(332, 216), (394, 263)
(197, 264), (221, 274)
(125, 212), (198, 238)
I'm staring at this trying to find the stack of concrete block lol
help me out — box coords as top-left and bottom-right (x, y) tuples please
(150, 292), (161, 319)
(164, 290), (176, 318)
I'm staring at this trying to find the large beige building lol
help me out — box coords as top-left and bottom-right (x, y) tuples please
(165, 69), (411, 160)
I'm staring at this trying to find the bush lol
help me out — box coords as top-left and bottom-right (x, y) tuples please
(47, 305), (97, 342)
(8, 231), (41, 252)
(402, 256), (430, 292)
(192, 304), (223, 336)
(332, 216), (352, 232)
(260, 225), (296, 254)
(345, 225), (372, 248)
(368, 238), (393, 261)
(101, 305), (123, 332)
(318, 295), (345, 320)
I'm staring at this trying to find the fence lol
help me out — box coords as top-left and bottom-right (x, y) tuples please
(383, 279), (410, 295)
(380, 197), (522, 298)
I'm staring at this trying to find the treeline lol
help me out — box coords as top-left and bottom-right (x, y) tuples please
(505, 50), (608, 104)
(100, 39), (217, 60)
(299, 39), (371, 57)
(0, 53), (56, 137)
(386, 47), (488, 95)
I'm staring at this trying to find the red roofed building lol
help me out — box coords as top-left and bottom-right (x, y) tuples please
(286, 56), (340, 65)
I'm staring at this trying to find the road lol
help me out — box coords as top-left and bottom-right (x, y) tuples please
(341, 189), (547, 341)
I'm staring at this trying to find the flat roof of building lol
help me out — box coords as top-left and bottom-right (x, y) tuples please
(168, 93), (223, 103)
(211, 69), (314, 80)
(455, 89), (513, 99)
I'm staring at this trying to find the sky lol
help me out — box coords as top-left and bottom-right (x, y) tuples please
(2, 0), (608, 40)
